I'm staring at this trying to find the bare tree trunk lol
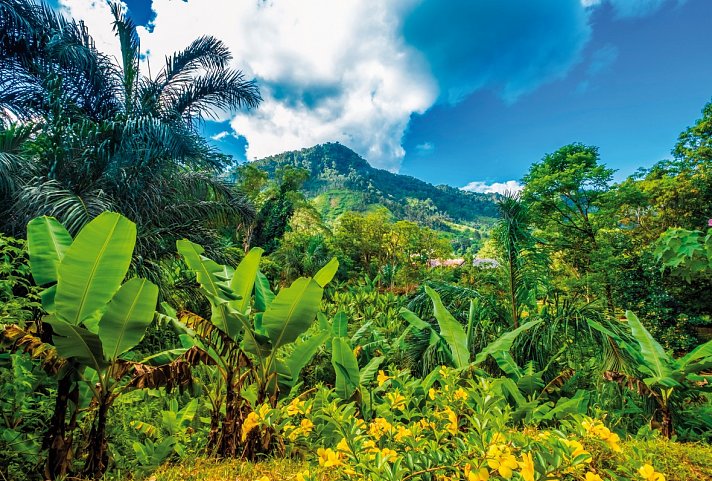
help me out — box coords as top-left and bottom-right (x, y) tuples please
(82, 392), (110, 479)
(44, 375), (77, 480)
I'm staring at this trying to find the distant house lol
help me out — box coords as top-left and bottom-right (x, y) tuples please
(472, 258), (500, 269)
(427, 258), (466, 268)
(427, 257), (500, 268)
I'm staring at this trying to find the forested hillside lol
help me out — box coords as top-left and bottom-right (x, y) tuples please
(248, 142), (498, 226)
(1, 2), (711, 481)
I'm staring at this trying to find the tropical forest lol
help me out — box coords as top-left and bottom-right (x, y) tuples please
(0, 1), (711, 481)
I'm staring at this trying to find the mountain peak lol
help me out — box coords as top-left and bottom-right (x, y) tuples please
(252, 143), (497, 226)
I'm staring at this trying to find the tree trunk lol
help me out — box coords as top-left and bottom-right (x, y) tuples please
(44, 375), (77, 480)
(82, 392), (110, 479)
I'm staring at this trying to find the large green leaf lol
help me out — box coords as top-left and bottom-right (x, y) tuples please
(625, 311), (673, 382)
(48, 317), (106, 372)
(313, 258), (339, 287)
(492, 351), (524, 380)
(254, 270), (275, 312)
(331, 337), (360, 399)
(677, 339), (712, 371)
(98, 278), (159, 361)
(332, 311), (348, 337)
(359, 356), (384, 385)
(473, 319), (543, 365)
(262, 277), (323, 350)
(176, 239), (239, 338)
(283, 330), (330, 387)
(425, 286), (470, 368)
(55, 212), (135, 327)
(27, 216), (72, 287)
(229, 247), (263, 312)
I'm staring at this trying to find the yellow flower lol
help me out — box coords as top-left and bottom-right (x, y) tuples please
(638, 464), (665, 481)
(296, 470), (309, 481)
(386, 391), (407, 410)
(487, 444), (518, 479)
(377, 370), (390, 386)
(336, 437), (351, 453)
(257, 476), (270, 481)
(286, 398), (304, 416)
(241, 411), (260, 441)
(442, 407), (458, 435)
(368, 417), (393, 439)
(353, 345), (362, 357)
(394, 425), (413, 442)
(581, 418), (622, 452)
(562, 439), (589, 459)
(464, 464), (490, 481)
(604, 431), (622, 452)
(519, 452), (535, 481)
(454, 388), (468, 401)
(380, 447), (398, 462)
(585, 472), (604, 481)
(317, 447), (343, 467)
(258, 403), (271, 419)
(429, 388), (437, 400)
(299, 418), (314, 434)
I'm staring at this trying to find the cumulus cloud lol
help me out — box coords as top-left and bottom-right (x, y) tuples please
(55, 0), (679, 172)
(461, 180), (523, 195)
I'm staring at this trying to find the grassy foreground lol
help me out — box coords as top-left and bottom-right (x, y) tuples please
(146, 439), (712, 481)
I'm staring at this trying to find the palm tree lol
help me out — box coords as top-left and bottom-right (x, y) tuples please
(494, 192), (538, 328)
(0, 0), (261, 281)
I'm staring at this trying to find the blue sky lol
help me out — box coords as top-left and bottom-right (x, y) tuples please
(58, 0), (712, 192)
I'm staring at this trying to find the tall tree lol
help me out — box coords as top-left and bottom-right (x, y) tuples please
(493, 192), (538, 328)
(0, 0), (261, 280)
(522, 143), (616, 314)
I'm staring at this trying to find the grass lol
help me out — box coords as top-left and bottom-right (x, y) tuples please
(139, 439), (712, 481)
(147, 458), (322, 481)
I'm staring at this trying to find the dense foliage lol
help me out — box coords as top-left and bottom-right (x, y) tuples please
(0, 2), (711, 481)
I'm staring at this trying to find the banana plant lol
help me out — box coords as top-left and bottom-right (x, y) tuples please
(329, 311), (384, 402)
(4, 213), (191, 480)
(399, 285), (542, 370)
(175, 239), (337, 458)
(589, 311), (712, 438)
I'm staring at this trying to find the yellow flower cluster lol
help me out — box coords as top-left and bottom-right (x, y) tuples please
(377, 370), (390, 386)
(394, 424), (413, 443)
(386, 391), (406, 410)
(486, 444), (518, 479)
(241, 404), (271, 441)
(464, 463), (490, 481)
(638, 463), (666, 481)
(439, 407), (458, 435)
(286, 397), (310, 416)
(317, 447), (344, 467)
(562, 438), (591, 460)
(284, 418), (314, 441)
(581, 418), (622, 452)
(368, 417), (393, 440)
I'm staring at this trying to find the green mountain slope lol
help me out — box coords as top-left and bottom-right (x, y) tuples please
(252, 142), (498, 227)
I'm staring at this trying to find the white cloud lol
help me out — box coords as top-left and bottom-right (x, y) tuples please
(414, 142), (435, 155)
(59, 0), (436, 172)
(55, 0), (678, 173)
(210, 131), (231, 141)
(461, 180), (523, 195)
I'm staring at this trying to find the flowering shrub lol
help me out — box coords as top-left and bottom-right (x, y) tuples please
(243, 366), (680, 481)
